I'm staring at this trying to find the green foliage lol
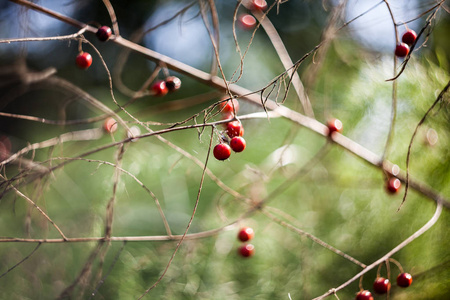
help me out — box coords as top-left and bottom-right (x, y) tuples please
(0, 1), (449, 299)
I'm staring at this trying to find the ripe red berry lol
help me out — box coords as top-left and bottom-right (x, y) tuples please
(237, 227), (254, 242)
(395, 43), (410, 57)
(397, 272), (413, 287)
(165, 76), (181, 92)
(327, 118), (343, 135)
(227, 121), (244, 138)
(76, 52), (93, 69)
(355, 290), (373, 300)
(373, 277), (391, 294)
(230, 136), (246, 153)
(386, 177), (401, 194)
(213, 143), (231, 160)
(96, 26), (112, 42)
(251, 0), (268, 11)
(151, 80), (169, 96)
(238, 244), (255, 258)
(402, 29), (417, 46)
(220, 98), (239, 114)
(103, 117), (118, 133)
(238, 14), (257, 30)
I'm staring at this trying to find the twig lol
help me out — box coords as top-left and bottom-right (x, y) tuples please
(312, 200), (443, 300)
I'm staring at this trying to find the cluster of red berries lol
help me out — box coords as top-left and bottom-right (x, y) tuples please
(355, 273), (413, 299)
(237, 227), (255, 258)
(395, 29), (417, 58)
(238, 0), (268, 30)
(75, 26), (113, 70)
(213, 98), (246, 161)
(150, 76), (182, 97)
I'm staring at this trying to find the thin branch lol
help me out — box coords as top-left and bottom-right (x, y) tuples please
(399, 79), (450, 210)
(312, 200), (443, 300)
(0, 243), (41, 279)
(138, 127), (214, 298)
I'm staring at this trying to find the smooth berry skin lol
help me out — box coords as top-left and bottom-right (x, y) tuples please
(151, 80), (169, 96)
(213, 143), (231, 161)
(165, 76), (181, 92)
(238, 227), (254, 242)
(238, 14), (257, 30)
(251, 0), (268, 11)
(103, 117), (118, 133)
(238, 244), (255, 258)
(395, 43), (410, 58)
(220, 98), (239, 115)
(386, 177), (401, 194)
(373, 277), (391, 294)
(230, 137), (246, 153)
(397, 273), (413, 287)
(355, 290), (374, 300)
(402, 30), (417, 46)
(96, 26), (112, 42)
(227, 121), (244, 138)
(76, 52), (92, 69)
(327, 118), (343, 135)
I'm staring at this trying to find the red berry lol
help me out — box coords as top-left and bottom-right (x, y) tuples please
(230, 137), (246, 153)
(213, 143), (231, 160)
(151, 80), (169, 96)
(373, 277), (391, 294)
(220, 98), (239, 114)
(251, 0), (268, 11)
(0, 136), (11, 161)
(226, 121), (244, 138)
(355, 290), (373, 300)
(327, 118), (343, 135)
(238, 14), (257, 30)
(238, 244), (255, 257)
(402, 29), (417, 46)
(395, 43), (410, 57)
(96, 26), (112, 42)
(165, 76), (181, 92)
(397, 273), (413, 287)
(103, 117), (118, 133)
(386, 177), (401, 194)
(76, 52), (92, 69)
(237, 227), (254, 242)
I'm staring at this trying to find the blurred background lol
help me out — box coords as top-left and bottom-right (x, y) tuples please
(0, 0), (449, 299)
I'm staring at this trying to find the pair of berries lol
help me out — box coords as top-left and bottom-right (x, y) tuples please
(214, 134), (245, 160)
(237, 227), (255, 258)
(214, 98), (246, 160)
(355, 273), (413, 299)
(75, 26), (113, 70)
(151, 76), (182, 96)
(238, 0), (267, 30)
(213, 136), (246, 160)
(395, 29), (417, 58)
